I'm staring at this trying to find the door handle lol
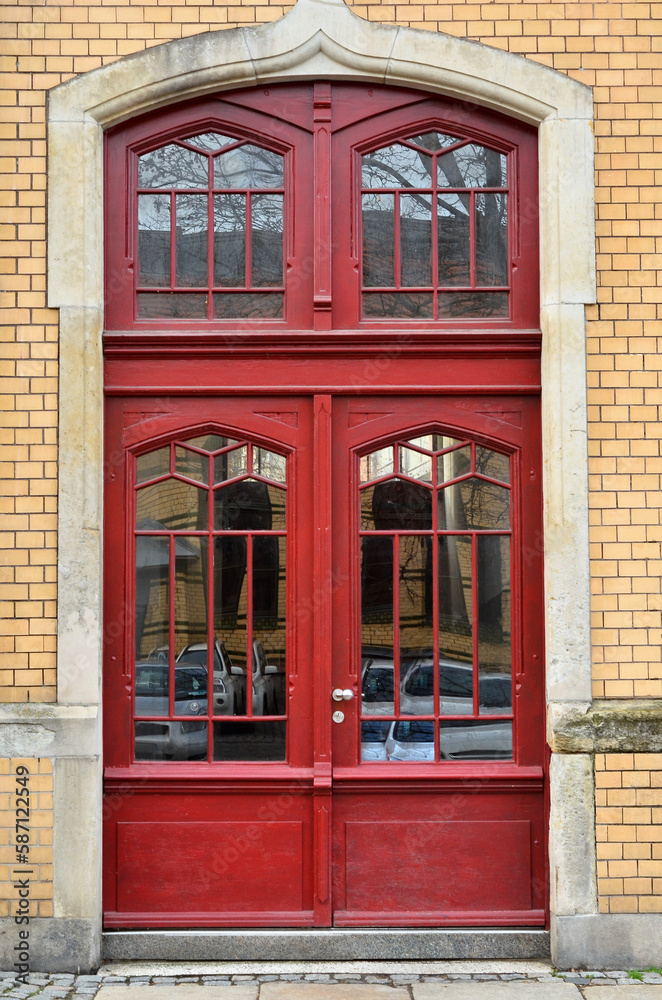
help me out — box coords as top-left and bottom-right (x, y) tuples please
(332, 688), (354, 701)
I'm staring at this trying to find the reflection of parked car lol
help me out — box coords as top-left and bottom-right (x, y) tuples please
(177, 640), (244, 714)
(360, 720), (390, 761)
(384, 717), (512, 762)
(134, 662), (208, 760)
(361, 658), (395, 715)
(252, 640), (284, 716)
(400, 659), (511, 716)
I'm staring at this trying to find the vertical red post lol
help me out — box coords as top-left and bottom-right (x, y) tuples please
(313, 83), (332, 331)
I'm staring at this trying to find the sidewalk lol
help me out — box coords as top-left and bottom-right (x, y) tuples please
(6, 964), (662, 999)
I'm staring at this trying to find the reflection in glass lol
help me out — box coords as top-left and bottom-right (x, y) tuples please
(361, 537), (393, 659)
(399, 447), (432, 482)
(400, 659), (434, 715)
(214, 194), (245, 287)
(439, 660), (473, 716)
(186, 434), (239, 452)
(437, 291), (508, 318)
(437, 145), (507, 188)
(214, 446), (248, 484)
(137, 292), (208, 319)
(399, 535), (433, 668)
(386, 719), (434, 762)
(362, 193), (394, 287)
(176, 638), (245, 717)
(135, 536), (169, 660)
(254, 448), (286, 483)
(476, 446), (510, 484)
(362, 144), (432, 189)
(478, 535), (511, 712)
(438, 535), (472, 670)
(252, 194), (283, 287)
(439, 719), (512, 760)
(175, 447), (208, 484)
(361, 720), (391, 760)
(406, 435), (462, 452)
(174, 536), (208, 663)
(135, 718), (208, 761)
(361, 479), (432, 531)
(136, 479), (208, 531)
(360, 448), (393, 483)
(362, 292), (433, 318)
(409, 132), (461, 151)
(437, 446), (471, 484)
(438, 478), (510, 530)
(361, 662), (394, 717)
(185, 133), (236, 152)
(214, 145), (283, 189)
(214, 479), (286, 531)
(476, 194), (508, 286)
(139, 144), (208, 189)
(138, 194), (170, 286)
(137, 447), (170, 484)
(401, 193), (432, 286)
(438, 192), (469, 286)
(252, 537), (286, 716)
(213, 292), (283, 319)
(214, 537), (248, 715)
(176, 194), (207, 287)
(213, 721), (286, 760)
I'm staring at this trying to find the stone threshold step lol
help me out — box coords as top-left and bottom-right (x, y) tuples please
(102, 929), (550, 962)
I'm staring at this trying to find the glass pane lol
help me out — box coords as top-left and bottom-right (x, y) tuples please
(252, 194), (283, 287)
(174, 536), (208, 665)
(137, 292), (208, 319)
(214, 479), (286, 531)
(214, 194), (245, 287)
(139, 144), (208, 189)
(438, 535), (473, 705)
(476, 193), (508, 286)
(400, 659), (434, 715)
(361, 538), (393, 672)
(401, 193), (431, 286)
(437, 145), (507, 188)
(135, 717), (207, 761)
(478, 535), (511, 713)
(438, 192), (470, 286)
(137, 447), (170, 484)
(252, 537), (286, 717)
(214, 145), (283, 189)
(399, 534), (434, 694)
(362, 193), (394, 287)
(138, 194), (170, 287)
(254, 448), (286, 483)
(361, 479), (432, 531)
(185, 434), (239, 452)
(362, 144), (433, 189)
(440, 719), (512, 761)
(406, 435), (462, 452)
(360, 447), (393, 483)
(214, 446), (248, 484)
(185, 133), (236, 152)
(437, 446), (471, 484)
(409, 132), (462, 151)
(361, 661), (394, 717)
(476, 446), (510, 484)
(175, 446), (208, 485)
(399, 447), (432, 482)
(386, 720), (435, 762)
(363, 292), (433, 318)
(213, 721), (286, 761)
(176, 194), (207, 287)
(437, 291), (508, 318)
(213, 536), (248, 716)
(135, 536), (169, 660)
(438, 478), (510, 530)
(136, 479), (208, 532)
(361, 720), (391, 760)
(213, 292), (283, 319)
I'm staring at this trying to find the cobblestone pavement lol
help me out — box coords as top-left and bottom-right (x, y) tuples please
(3, 964), (662, 998)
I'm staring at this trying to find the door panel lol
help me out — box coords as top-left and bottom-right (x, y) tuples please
(103, 392), (545, 927)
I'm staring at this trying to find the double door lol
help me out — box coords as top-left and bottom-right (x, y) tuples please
(103, 391), (545, 927)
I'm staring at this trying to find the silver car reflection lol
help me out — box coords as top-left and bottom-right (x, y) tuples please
(384, 717), (512, 761)
(400, 659), (512, 716)
(134, 661), (208, 760)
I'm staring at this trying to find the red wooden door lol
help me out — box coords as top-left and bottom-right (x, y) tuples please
(103, 390), (545, 927)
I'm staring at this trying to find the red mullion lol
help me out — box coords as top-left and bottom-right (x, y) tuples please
(169, 191), (177, 290)
(168, 532), (176, 719)
(245, 192), (253, 289)
(469, 190), (476, 288)
(393, 190), (401, 290)
(246, 532), (254, 719)
(432, 174), (439, 321)
(393, 532), (400, 717)
(207, 182), (214, 320)
(206, 454), (214, 760)
(432, 444), (440, 760)
(471, 531), (480, 717)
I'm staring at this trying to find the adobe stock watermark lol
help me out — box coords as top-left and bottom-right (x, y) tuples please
(13, 764), (32, 983)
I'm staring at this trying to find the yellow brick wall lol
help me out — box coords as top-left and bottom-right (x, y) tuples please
(0, 758), (53, 919)
(596, 753), (662, 914)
